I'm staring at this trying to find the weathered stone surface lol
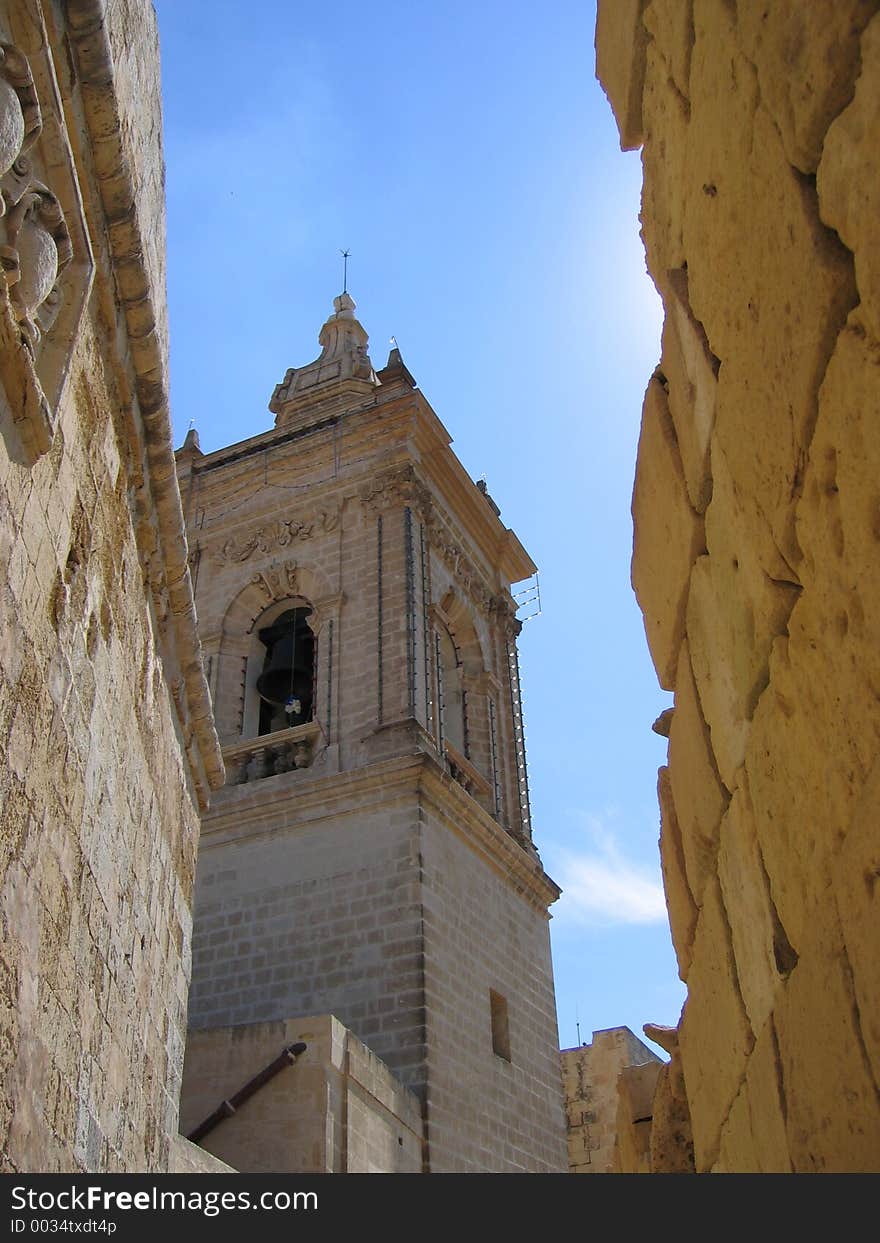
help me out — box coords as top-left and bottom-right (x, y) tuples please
(774, 916), (880, 1172)
(0, 1), (221, 1174)
(643, 0), (693, 105)
(659, 271), (717, 515)
(819, 14), (880, 343)
(631, 374), (705, 690)
(642, 1023), (694, 1173)
(832, 755), (880, 1090)
(598, 0), (880, 1174)
(595, 0), (649, 150)
(656, 766), (696, 981)
(714, 1018), (792, 1173)
(639, 39), (689, 277)
(562, 1027), (660, 1174)
(686, 545), (796, 794)
(737, 1), (878, 176)
(717, 777), (797, 1038)
(667, 640), (728, 908)
(686, 3), (857, 573)
(677, 879), (754, 1171)
(612, 1059), (662, 1174)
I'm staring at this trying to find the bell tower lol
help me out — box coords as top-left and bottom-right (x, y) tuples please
(176, 293), (567, 1172)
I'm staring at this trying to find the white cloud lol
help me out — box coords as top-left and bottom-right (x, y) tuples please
(549, 812), (667, 928)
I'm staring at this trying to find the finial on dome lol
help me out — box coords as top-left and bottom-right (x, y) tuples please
(333, 291), (357, 317)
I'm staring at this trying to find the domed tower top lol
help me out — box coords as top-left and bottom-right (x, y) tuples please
(269, 291), (379, 426)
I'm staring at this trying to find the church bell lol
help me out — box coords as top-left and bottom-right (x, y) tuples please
(256, 609), (314, 722)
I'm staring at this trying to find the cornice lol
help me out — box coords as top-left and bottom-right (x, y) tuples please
(417, 756), (560, 914)
(409, 392), (537, 584)
(64, 0), (224, 804)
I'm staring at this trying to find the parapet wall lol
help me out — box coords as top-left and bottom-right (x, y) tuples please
(597, 0), (880, 1172)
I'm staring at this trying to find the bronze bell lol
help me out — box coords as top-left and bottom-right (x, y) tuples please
(256, 609), (314, 719)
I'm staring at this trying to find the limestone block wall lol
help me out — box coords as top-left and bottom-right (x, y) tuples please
(597, 0), (880, 1172)
(560, 1027), (660, 1173)
(419, 778), (567, 1172)
(186, 762), (428, 1093)
(180, 1016), (423, 1174)
(0, 0), (222, 1172)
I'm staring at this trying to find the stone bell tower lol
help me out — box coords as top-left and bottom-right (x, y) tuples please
(176, 292), (567, 1172)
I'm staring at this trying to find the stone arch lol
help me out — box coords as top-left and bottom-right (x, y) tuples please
(434, 588), (486, 758)
(213, 558), (334, 739)
(219, 558), (334, 643)
(438, 586), (485, 678)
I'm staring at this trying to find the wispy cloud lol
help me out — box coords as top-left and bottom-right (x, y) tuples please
(549, 812), (667, 928)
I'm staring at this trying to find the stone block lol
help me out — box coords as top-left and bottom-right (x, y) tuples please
(717, 777), (797, 1037)
(737, 0), (877, 175)
(773, 915), (880, 1172)
(595, 0), (649, 150)
(631, 374), (705, 689)
(678, 878), (754, 1170)
(668, 640), (729, 907)
(656, 765), (696, 980)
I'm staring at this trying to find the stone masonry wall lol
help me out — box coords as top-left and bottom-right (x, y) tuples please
(560, 1027), (660, 1173)
(419, 783), (567, 1172)
(181, 1015), (423, 1173)
(187, 767), (428, 1094)
(1, 1), (222, 1171)
(597, 0), (880, 1171)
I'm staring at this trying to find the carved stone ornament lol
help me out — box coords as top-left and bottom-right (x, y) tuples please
(219, 509), (340, 563)
(427, 517), (494, 614)
(360, 464), (501, 615)
(0, 44), (71, 352)
(0, 42), (40, 176)
(359, 464), (433, 517)
(0, 35), (92, 464)
(252, 560), (299, 602)
(1, 180), (72, 347)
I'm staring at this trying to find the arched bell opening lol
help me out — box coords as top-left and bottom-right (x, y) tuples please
(237, 596), (319, 740)
(436, 622), (466, 756)
(256, 606), (315, 735)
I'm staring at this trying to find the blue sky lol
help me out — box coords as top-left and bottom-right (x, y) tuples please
(154, 0), (686, 1057)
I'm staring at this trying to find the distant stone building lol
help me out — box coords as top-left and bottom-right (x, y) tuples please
(561, 1028), (660, 1173)
(176, 293), (568, 1173)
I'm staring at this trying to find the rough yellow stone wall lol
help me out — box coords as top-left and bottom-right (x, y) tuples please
(597, 0), (880, 1172)
(0, 0), (222, 1172)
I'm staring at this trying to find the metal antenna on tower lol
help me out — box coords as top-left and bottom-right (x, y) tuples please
(340, 248), (351, 293)
(576, 1003), (582, 1047)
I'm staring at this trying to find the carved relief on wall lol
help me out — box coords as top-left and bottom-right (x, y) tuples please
(0, 29), (93, 464)
(426, 512), (495, 615)
(252, 560), (299, 604)
(359, 463), (432, 517)
(360, 464), (497, 614)
(217, 508), (340, 563)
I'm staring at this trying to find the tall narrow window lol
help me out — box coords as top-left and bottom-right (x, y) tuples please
(256, 607), (315, 735)
(436, 624), (465, 756)
(489, 989), (511, 1062)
